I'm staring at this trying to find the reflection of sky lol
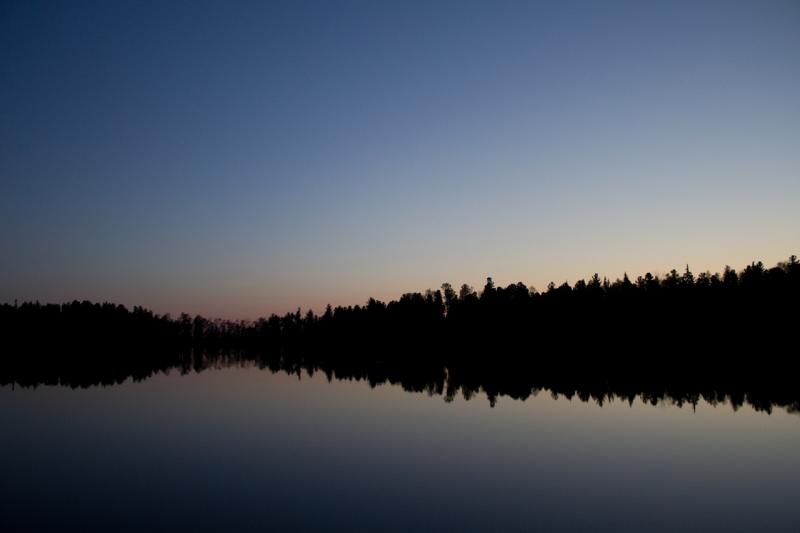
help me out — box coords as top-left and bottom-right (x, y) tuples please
(1, 1), (799, 318)
(1, 367), (798, 532)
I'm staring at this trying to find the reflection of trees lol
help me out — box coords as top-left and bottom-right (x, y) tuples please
(2, 347), (798, 416)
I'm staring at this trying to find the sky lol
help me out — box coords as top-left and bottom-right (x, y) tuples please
(1, 0), (799, 319)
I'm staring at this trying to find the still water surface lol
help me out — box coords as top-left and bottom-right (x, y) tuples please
(1, 364), (798, 532)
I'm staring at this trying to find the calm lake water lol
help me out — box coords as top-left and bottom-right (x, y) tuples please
(1, 364), (798, 532)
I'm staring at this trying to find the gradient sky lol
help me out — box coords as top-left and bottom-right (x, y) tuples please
(2, 0), (799, 319)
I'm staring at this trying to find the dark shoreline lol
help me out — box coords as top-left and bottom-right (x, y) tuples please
(3, 256), (798, 414)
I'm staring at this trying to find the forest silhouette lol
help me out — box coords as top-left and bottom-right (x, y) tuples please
(2, 256), (798, 413)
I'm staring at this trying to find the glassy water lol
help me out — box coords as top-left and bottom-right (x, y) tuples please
(1, 363), (798, 532)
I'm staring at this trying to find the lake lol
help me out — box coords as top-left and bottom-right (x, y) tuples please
(1, 361), (798, 532)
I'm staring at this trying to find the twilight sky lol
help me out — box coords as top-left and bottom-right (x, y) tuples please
(2, 1), (799, 319)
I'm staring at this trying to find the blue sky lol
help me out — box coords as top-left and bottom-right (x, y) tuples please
(2, 1), (799, 318)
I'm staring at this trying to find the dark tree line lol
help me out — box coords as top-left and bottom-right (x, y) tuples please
(2, 255), (798, 355)
(1, 256), (798, 409)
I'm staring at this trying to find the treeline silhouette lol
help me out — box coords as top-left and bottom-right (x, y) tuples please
(1, 256), (798, 412)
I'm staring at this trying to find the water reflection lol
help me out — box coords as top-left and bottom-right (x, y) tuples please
(1, 355), (799, 532)
(2, 348), (798, 416)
